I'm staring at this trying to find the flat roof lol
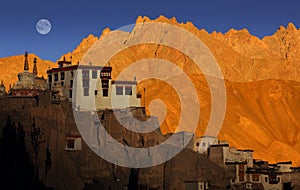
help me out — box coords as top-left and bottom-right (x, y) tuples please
(47, 65), (112, 74)
(277, 161), (292, 165)
(112, 80), (137, 85)
(237, 149), (254, 152)
(47, 65), (78, 73)
(210, 144), (229, 147)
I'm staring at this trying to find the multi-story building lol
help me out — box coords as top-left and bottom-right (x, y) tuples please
(47, 58), (141, 111)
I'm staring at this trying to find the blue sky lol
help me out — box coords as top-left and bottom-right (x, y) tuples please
(1, 0), (299, 62)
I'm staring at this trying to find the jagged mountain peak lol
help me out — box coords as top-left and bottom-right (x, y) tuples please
(287, 22), (297, 31)
(277, 22), (298, 32)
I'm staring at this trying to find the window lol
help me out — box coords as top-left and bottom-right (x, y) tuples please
(252, 174), (259, 182)
(202, 143), (206, 147)
(95, 90), (98, 96)
(82, 80), (89, 87)
(196, 142), (200, 147)
(239, 174), (245, 181)
(246, 184), (251, 189)
(69, 90), (72, 98)
(102, 80), (109, 88)
(116, 86), (123, 95)
(71, 71), (74, 78)
(239, 164), (245, 181)
(82, 70), (89, 78)
(102, 89), (108, 97)
(101, 72), (111, 78)
(54, 73), (58, 81)
(269, 175), (277, 184)
(48, 75), (52, 83)
(265, 177), (268, 183)
(84, 88), (89, 96)
(92, 70), (97, 79)
(239, 164), (244, 172)
(60, 72), (65, 80)
(65, 137), (81, 151)
(67, 139), (75, 149)
(70, 80), (73, 88)
(125, 86), (132, 95)
(61, 82), (64, 86)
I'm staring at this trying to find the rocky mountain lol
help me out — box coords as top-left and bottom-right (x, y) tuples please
(63, 15), (300, 165)
(1, 15), (300, 165)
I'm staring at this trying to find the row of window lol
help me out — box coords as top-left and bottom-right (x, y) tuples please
(237, 174), (280, 183)
(87, 70), (99, 79)
(49, 70), (110, 83)
(82, 85), (133, 96)
(83, 70), (107, 79)
(48, 71), (74, 83)
(49, 80), (73, 89)
(83, 88), (108, 97)
(116, 86), (132, 95)
(195, 142), (209, 147)
(100, 72), (111, 78)
(82, 87), (133, 97)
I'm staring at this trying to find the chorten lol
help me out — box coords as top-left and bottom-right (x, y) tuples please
(11, 51), (47, 96)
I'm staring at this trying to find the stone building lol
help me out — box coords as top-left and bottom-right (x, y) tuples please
(47, 58), (141, 111)
(10, 51), (47, 97)
(204, 139), (298, 190)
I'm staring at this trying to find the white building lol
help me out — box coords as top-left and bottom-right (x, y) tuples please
(192, 136), (226, 154)
(47, 59), (141, 111)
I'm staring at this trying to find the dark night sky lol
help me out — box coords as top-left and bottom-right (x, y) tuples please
(1, 0), (300, 61)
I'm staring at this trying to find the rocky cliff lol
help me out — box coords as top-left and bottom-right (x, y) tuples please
(0, 95), (226, 189)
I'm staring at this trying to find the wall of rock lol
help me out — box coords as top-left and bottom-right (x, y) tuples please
(0, 93), (226, 189)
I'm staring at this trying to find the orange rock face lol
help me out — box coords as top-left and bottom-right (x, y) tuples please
(1, 15), (300, 165)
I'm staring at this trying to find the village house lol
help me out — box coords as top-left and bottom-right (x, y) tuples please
(189, 135), (299, 190)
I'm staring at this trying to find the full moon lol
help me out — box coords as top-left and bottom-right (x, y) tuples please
(36, 19), (52, 35)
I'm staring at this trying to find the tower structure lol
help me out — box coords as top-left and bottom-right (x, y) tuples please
(24, 51), (29, 71)
(33, 57), (38, 76)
